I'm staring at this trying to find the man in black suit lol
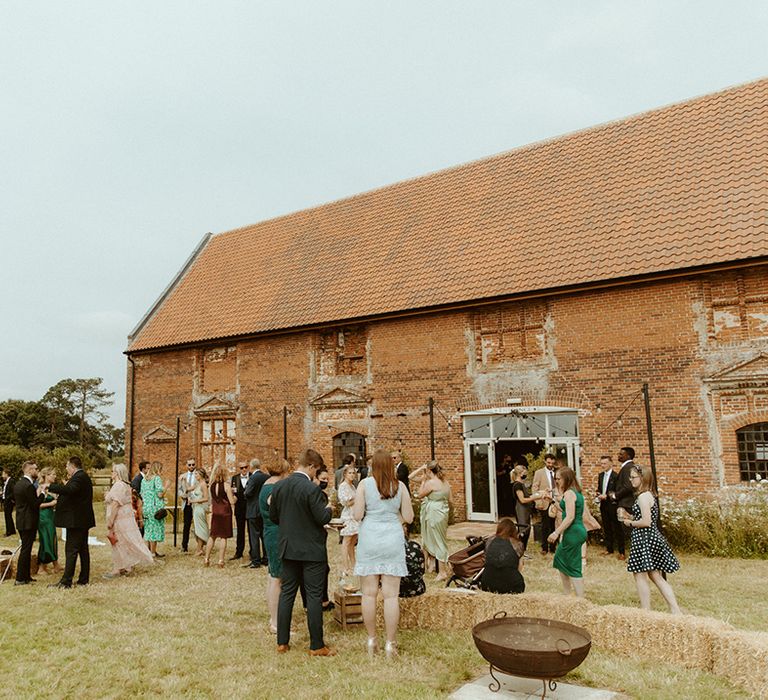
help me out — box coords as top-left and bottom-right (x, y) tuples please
(270, 448), (334, 656)
(244, 458), (268, 568)
(2, 467), (16, 537)
(14, 461), (44, 585)
(611, 446), (636, 561)
(230, 461), (250, 560)
(596, 455), (623, 557)
(392, 450), (409, 493)
(48, 456), (95, 588)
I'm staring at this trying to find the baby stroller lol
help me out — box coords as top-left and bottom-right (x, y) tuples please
(445, 535), (488, 589)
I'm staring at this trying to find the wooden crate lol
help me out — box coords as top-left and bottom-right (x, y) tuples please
(333, 589), (363, 630)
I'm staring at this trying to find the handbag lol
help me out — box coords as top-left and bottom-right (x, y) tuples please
(154, 507), (168, 521)
(582, 507), (601, 532)
(547, 501), (558, 519)
(107, 531), (118, 546)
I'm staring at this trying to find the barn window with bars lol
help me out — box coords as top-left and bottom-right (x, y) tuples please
(736, 423), (768, 481)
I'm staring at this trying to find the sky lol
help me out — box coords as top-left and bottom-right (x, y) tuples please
(1, 1), (766, 427)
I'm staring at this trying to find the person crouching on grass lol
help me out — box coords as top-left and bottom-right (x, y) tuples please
(619, 466), (681, 614)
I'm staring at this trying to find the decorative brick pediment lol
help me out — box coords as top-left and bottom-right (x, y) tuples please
(193, 396), (238, 415)
(705, 353), (768, 389)
(143, 425), (177, 443)
(310, 387), (370, 409)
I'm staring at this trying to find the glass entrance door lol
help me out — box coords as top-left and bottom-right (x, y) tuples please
(464, 441), (496, 521)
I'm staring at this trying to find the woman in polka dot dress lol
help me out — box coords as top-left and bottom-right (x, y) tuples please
(620, 466), (681, 614)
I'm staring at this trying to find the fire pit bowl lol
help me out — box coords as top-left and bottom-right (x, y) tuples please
(472, 612), (592, 696)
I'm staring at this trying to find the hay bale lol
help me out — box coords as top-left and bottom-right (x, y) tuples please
(711, 630), (768, 699)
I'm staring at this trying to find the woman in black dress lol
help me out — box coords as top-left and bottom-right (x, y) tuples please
(480, 518), (525, 594)
(619, 466), (680, 614)
(510, 464), (547, 552)
(399, 525), (426, 598)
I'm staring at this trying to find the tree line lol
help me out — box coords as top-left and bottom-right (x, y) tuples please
(0, 378), (123, 476)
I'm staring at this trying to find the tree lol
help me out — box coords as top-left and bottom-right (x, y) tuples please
(0, 399), (52, 448)
(43, 378), (115, 448)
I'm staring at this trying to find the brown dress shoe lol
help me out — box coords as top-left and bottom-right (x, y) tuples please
(617, 553), (626, 561)
(277, 644), (290, 653)
(308, 646), (336, 657)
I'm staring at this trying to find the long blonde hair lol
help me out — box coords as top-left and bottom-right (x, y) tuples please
(112, 463), (129, 484)
(148, 461), (163, 478)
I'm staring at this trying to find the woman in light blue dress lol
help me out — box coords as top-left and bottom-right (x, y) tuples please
(353, 448), (414, 659)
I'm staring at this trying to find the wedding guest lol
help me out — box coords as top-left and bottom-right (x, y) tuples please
(49, 456), (95, 588)
(547, 467), (587, 598)
(37, 467), (61, 575)
(2, 467), (17, 537)
(480, 518), (525, 594)
(230, 462), (249, 560)
(14, 461), (44, 585)
(596, 455), (623, 557)
(334, 453), (356, 490)
(532, 454), (557, 554)
(312, 465), (333, 611)
(620, 466), (681, 614)
(205, 465), (235, 567)
(338, 465), (359, 575)
(511, 464), (547, 552)
(244, 458), (268, 568)
(392, 450), (410, 493)
(413, 461), (451, 581)
(187, 467), (209, 556)
(141, 461), (167, 558)
(399, 524), (426, 598)
(259, 458), (291, 633)
(270, 449), (334, 656)
(130, 461), (148, 536)
(104, 464), (154, 578)
(178, 457), (197, 553)
(354, 448), (414, 658)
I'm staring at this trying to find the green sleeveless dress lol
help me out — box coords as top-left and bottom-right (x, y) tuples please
(37, 494), (58, 564)
(552, 489), (587, 578)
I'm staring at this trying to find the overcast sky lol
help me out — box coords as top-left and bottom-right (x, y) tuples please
(1, 1), (766, 426)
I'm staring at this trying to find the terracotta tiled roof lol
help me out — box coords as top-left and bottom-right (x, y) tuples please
(129, 78), (768, 352)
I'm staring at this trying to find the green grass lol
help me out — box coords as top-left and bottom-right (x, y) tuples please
(1, 506), (764, 699)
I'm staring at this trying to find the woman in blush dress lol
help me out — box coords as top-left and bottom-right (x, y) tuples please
(354, 448), (414, 658)
(186, 467), (209, 556)
(205, 464), (235, 568)
(104, 463), (154, 578)
(337, 465), (359, 575)
(259, 458), (291, 634)
(141, 461), (168, 558)
(37, 468), (61, 575)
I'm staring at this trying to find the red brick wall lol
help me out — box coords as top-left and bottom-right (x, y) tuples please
(126, 264), (768, 515)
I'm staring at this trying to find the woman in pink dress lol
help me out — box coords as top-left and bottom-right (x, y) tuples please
(104, 464), (154, 578)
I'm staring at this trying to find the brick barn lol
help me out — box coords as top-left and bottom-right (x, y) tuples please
(125, 78), (768, 521)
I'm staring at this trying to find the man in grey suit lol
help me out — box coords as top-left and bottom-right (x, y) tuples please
(270, 448), (334, 656)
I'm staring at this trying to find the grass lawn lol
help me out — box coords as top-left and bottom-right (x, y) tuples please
(1, 505), (765, 699)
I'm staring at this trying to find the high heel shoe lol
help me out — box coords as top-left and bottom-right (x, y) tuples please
(217, 561), (225, 568)
(384, 641), (398, 659)
(204, 558), (210, 567)
(366, 637), (378, 658)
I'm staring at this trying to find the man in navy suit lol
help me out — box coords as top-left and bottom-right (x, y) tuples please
(270, 448), (334, 656)
(243, 458), (268, 568)
(14, 461), (44, 585)
(48, 456), (95, 588)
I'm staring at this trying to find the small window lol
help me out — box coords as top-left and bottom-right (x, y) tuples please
(200, 416), (236, 470)
(736, 423), (768, 481)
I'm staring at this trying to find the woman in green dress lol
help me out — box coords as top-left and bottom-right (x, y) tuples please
(259, 458), (291, 634)
(548, 466), (587, 598)
(37, 467), (61, 575)
(414, 460), (452, 581)
(141, 461), (168, 557)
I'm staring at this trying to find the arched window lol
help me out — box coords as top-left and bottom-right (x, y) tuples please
(332, 431), (366, 470)
(736, 423), (768, 481)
